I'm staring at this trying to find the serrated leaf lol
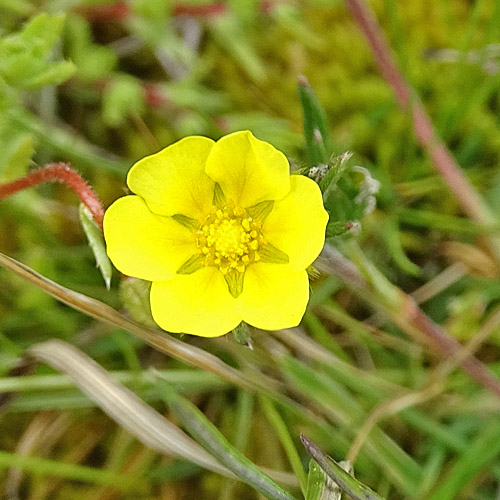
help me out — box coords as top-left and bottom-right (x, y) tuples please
(79, 204), (112, 289)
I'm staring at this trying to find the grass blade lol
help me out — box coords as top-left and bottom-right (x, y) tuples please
(297, 75), (333, 167)
(301, 435), (386, 500)
(28, 339), (232, 477)
(306, 458), (352, 500)
(0, 451), (145, 491)
(158, 382), (298, 500)
(260, 395), (308, 496)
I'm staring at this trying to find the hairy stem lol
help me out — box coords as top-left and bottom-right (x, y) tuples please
(0, 163), (104, 230)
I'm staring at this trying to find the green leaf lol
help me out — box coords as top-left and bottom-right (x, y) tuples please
(159, 383), (298, 500)
(65, 15), (117, 83)
(301, 435), (386, 500)
(305, 459), (353, 500)
(102, 76), (146, 128)
(0, 13), (75, 89)
(79, 204), (112, 289)
(297, 75), (333, 167)
(381, 217), (420, 276)
(260, 396), (308, 497)
(1, 135), (34, 181)
(22, 61), (76, 89)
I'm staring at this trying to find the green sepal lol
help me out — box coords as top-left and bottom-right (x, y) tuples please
(177, 254), (204, 275)
(224, 269), (244, 298)
(172, 213), (200, 231)
(307, 265), (321, 281)
(260, 243), (289, 264)
(232, 322), (253, 348)
(247, 200), (274, 222)
(213, 183), (226, 208)
(79, 204), (112, 289)
(325, 221), (356, 238)
(119, 277), (156, 327)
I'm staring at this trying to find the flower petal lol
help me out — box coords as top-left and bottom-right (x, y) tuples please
(150, 268), (241, 337)
(205, 131), (290, 208)
(127, 136), (215, 219)
(263, 175), (328, 272)
(236, 263), (309, 330)
(104, 195), (197, 281)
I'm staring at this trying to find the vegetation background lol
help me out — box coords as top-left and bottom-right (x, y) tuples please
(2, 0), (500, 499)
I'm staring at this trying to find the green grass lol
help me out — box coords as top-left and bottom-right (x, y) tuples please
(2, 1), (500, 499)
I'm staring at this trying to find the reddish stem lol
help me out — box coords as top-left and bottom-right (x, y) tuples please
(0, 163), (104, 230)
(143, 83), (167, 109)
(321, 244), (500, 401)
(78, 1), (131, 21)
(173, 2), (227, 17)
(345, 0), (493, 226)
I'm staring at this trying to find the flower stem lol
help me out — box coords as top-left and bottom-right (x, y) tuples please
(0, 163), (104, 230)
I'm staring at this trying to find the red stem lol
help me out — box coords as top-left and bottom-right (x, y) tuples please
(173, 2), (227, 17)
(0, 163), (104, 230)
(345, 0), (492, 225)
(321, 244), (500, 401)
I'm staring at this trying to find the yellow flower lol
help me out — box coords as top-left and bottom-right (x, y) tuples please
(104, 131), (328, 337)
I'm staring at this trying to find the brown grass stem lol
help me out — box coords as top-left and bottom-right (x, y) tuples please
(345, 0), (500, 261)
(320, 244), (500, 400)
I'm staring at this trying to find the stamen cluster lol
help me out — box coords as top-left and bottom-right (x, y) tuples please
(196, 202), (265, 274)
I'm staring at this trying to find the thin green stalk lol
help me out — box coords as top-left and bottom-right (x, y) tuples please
(158, 382), (298, 500)
(0, 451), (145, 491)
(427, 417), (500, 500)
(220, 391), (255, 500)
(0, 369), (227, 393)
(260, 395), (308, 497)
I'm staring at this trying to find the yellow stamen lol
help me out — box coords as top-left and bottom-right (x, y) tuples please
(196, 200), (265, 275)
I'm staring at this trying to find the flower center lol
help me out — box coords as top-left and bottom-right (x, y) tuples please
(196, 202), (265, 274)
